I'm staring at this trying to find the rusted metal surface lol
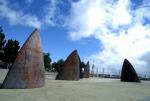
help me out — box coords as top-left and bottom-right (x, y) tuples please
(1, 29), (45, 89)
(61, 50), (80, 80)
(121, 59), (140, 83)
(83, 61), (90, 78)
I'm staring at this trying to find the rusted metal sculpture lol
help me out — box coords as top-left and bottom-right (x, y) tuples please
(83, 61), (90, 78)
(121, 59), (140, 83)
(1, 29), (45, 89)
(61, 50), (80, 80)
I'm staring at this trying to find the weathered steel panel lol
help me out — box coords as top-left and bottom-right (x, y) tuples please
(1, 29), (45, 88)
(61, 50), (80, 80)
(121, 59), (140, 83)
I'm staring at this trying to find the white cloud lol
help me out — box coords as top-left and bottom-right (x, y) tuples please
(0, 0), (59, 28)
(0, 0), (61, 28)
(112, 0), (132, 27)
(42, 0), (58, 26)
(0, 0), (41, 28)
(68, 0), (110, 40)
(67, 0), (150, 75)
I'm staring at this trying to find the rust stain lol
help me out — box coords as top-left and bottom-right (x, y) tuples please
(1, 29), (45, 89)
(62, 50), (80, 80)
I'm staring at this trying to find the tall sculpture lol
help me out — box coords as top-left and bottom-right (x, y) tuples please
(1, 29), (45, 88)
(121, 59), (140, 82)
(61, 50), (80, 80)
(83, 61), (90, 78)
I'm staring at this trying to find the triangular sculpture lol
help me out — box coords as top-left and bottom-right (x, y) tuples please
(61, 50), (80, 80)
(83, 61), (90, 78)
(1, 29), (45, 88)
(121, 59), (140, 82)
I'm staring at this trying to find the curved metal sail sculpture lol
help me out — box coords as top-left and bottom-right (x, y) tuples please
(121, 59), (140, 83)
(1, 29), (45, 88)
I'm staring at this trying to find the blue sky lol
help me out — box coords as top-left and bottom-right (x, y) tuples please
(0, 0), (150, 76)
(2, 22), (100, 62)
(0, 0), (100, 61)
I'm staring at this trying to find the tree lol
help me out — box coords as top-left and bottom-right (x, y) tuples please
(44, 53), (52, 72)
(0, 27), (6, 60)
(53, 59), (64, 79)
(80, 61), (86, 68)
(80, 61), (86, 78)
(0, 27), (6, 50)
(52, 59), (64, 72)
(3, 39), (20, 63)
(92, 64), (95, 77)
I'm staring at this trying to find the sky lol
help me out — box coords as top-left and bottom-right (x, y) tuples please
(0, 0), (150, 76)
